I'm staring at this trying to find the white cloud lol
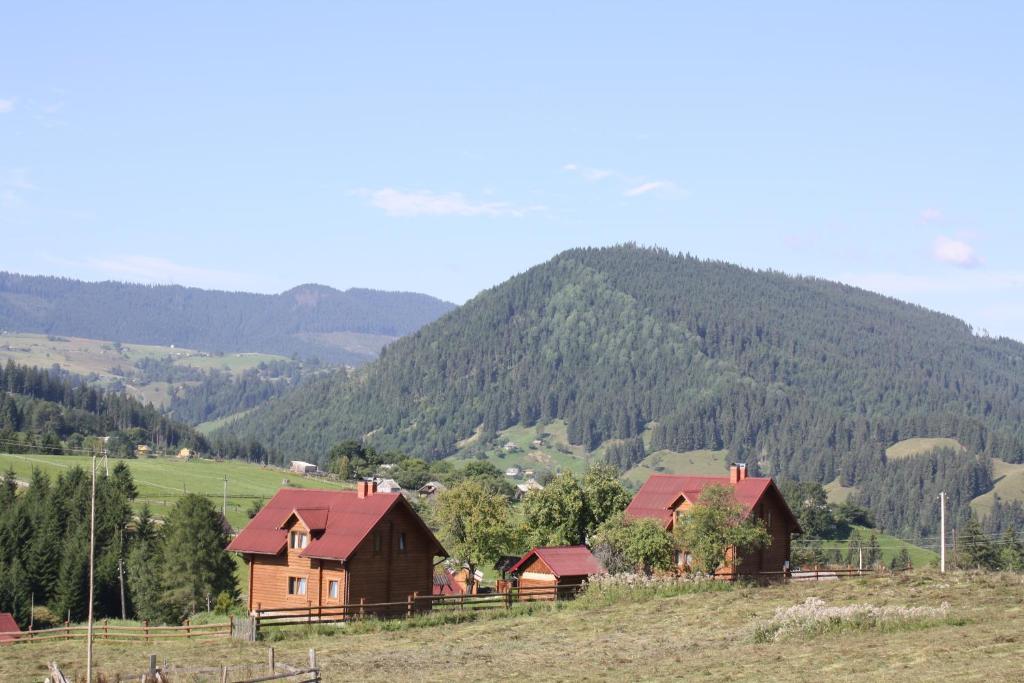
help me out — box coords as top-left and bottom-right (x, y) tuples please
(932, 235), (981, 267)
(920, 208), (944, 223)
(356, 188), (538, 218)
(0, 99), (14, 114)
(624, 180), (675, 197)
(562, 163), (613, 182)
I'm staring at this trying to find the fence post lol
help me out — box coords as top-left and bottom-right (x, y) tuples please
(407, 593), (414, 618)
(308, 648), (317, 668)
(64, 620), (70, 641)
(220, 665), (228, 683)
(359, 597), (365, 620)
(148, 654), (157, 676)
(268, 646), (276, 673)
(307, 600), (312, 626)
(103, 618), (108, 641)
(505, 589), (512, 609)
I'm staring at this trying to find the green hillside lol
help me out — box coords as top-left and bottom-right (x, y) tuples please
(971, 458), (1024, 518)
(223, 245), (1024, 537)
(0, 272), (454, 364)
(886, 437), (965, 460)
(0, 452), (348, 530)
(622, 449), (730, 488)
(445, 420), (592, 475)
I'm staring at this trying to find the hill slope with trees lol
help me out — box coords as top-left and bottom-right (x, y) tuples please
(0, 273), (455, 364)
(223, 245), (1024, 536)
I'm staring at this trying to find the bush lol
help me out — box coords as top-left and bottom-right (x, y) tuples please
(752, 597), (956, 643)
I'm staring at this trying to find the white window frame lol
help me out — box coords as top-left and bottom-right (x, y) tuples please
(287, 576), (307, 596)
(328, 580), (340, 599)
(290, 531), (308, 549)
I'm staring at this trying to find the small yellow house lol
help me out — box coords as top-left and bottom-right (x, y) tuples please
(177, 448), (193, 459)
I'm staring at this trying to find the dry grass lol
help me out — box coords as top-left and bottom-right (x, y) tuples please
(4, 571), (1023, 682)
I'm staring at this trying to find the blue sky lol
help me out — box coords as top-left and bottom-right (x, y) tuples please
(2, 3), (1022, 338)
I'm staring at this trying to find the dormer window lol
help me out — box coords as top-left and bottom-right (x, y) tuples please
(289, 531), (308, 549)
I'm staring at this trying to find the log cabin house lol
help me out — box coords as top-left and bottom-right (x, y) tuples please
(508, 545), (606, 599)
(625, 464), (801, 576)
(227, 481), (447, 611)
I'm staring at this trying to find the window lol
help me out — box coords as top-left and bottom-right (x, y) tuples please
(398, 532), (407, 552)
(328, 580), (339, 599)
(289, 531), (308, 549)
(287, 577), (307, 596)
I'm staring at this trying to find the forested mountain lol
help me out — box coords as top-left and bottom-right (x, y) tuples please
(222, 245), (1024, 536)
(0, 273), (455, 364)
(0, 360), (208, 454)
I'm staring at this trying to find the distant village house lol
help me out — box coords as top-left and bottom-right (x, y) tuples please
(289, 460), (318, 475)
(509, 546), (606, 599)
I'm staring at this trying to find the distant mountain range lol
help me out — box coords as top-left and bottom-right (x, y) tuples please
(221, 245), (1024, 537)
(0, 272), (455, 365)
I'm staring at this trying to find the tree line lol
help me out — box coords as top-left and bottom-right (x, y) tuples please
(0, 466), (236, 628)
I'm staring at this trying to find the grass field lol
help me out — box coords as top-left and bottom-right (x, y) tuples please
(0, 452), (349, 531)
(622, 449), (731, 488)
(824, 477), (858, 504)
(4, 571), (1021, 682)
(806, 524), (939, 568)
(885, 437), (964, 460)
(196, 407), (258, 435)
(971, 457), (1024, 518)
(445, 420), (593, 476)
(0, 332), (289, 407)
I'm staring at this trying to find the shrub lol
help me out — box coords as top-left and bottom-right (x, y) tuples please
(752, 597), (956, 643)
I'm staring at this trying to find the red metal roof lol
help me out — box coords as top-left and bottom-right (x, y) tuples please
(279, 507), (329, 532)
(0, 612), (20, 642)
(432, 567), (466, 596)
(624, 474), (800, 532)
(227, 488), (446, 561)
(509, 545), (606, 578)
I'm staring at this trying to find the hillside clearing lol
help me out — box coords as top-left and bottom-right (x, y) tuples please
(824, 478), (858, 504)
(886, 437), (964, 460)
(4, 571), (1021, 682)
(446, 420), (592, 476)
(622, 449), (730, 487)
(971, 458), (1024, 517)
(0, 452), (349, 530)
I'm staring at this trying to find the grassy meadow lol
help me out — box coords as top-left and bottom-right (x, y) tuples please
(3, 571), (1021, 682)
(621, 448), (731, 488)
(0, 332), (288, 407)
(885, 437), (964, 460)
(0, 452), (349, 531)
(446, 420), (594, 475)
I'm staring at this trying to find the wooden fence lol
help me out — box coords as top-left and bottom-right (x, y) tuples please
(250, 568), (885, 635)
(0, 617), (232, 645)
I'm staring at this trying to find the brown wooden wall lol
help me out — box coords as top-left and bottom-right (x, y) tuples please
(247, 520), (350, 611)
(346, 501), (436, 605)
(736, 486), (793, 574)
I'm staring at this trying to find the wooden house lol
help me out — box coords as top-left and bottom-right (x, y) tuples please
(625, 464), (801, 576)
(227, 481), (447, 611)
(508, 546), (606, 599)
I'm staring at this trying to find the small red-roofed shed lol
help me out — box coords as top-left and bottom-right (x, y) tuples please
(0, 612), (20, 644)
(509, 545), (606, 599)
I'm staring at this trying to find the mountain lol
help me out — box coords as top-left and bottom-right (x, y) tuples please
(0, 359), (207, 454)
(0, 273), (455, 365)
(222, 245), (1024, 536)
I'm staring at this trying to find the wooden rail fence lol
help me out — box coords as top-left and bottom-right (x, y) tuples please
(0, 617), (232, 645)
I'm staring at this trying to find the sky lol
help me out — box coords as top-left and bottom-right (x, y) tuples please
(1, 2), (1022, 339)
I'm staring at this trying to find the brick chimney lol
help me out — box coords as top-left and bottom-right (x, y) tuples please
(729, 463), (747, 484)
(357, 479), (377, 498)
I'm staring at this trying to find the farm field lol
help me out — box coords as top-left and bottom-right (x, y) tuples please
(0, 452), (349, 531)
(804, 524), (938, 569)
(445, 420), (593, 476)
(3, 571), (1019, 682)
(0, 332), (289, 407)
(971, 458), (1024, 518)
(885, 437), (964, 460)
(622, 448), (731, 488)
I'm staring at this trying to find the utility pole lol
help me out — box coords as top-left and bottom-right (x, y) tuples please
(223, 476), (228, 518)
(86, 453), (97, 682)
(939, 490), (946, 574)
(118, 527), (127, 620)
